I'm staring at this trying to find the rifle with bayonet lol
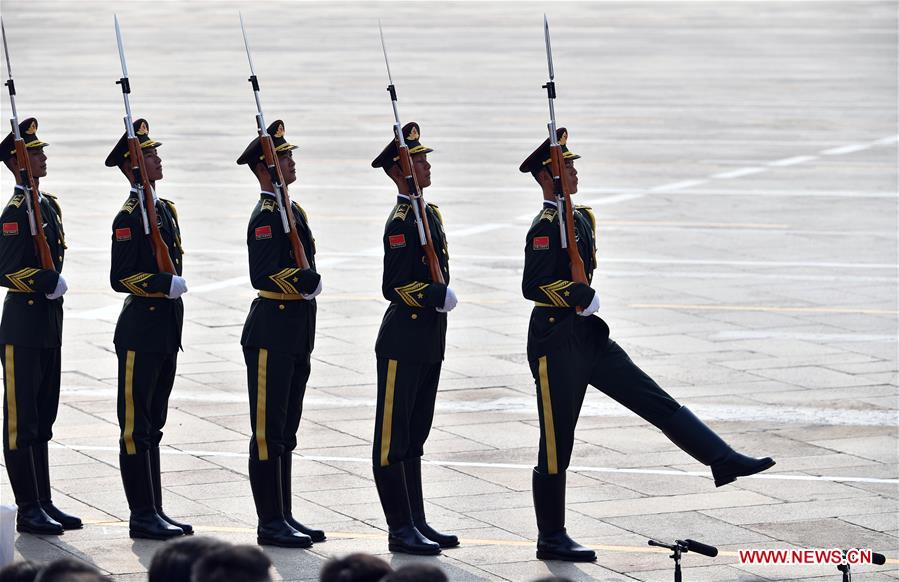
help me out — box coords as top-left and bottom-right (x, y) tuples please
(378, 22), (444, 285)
(239, 13), (309, 270)
(113, 15), (176, 275)
(542, 16), (587, 291)
(1, 19), (54, 270)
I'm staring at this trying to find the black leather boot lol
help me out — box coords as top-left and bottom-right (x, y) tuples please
(533, 470), (595, 562)
(373, 463), (441, 555)
(281, 452), (325, 542)
(249, 456), (311, 548)
(120, 452), (183, 540)
(661, 406), (776, 487)
(4, 447), (64, 535)
(149, 446), (193, 534)
(405, 458), (458, 548)
(33, 442), (82, 530)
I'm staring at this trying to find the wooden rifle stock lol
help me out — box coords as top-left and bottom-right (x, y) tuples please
(259, 134), (309, 270)
(549, 143), (588, 285)
(396, 138), (444, 285)
(13, 139), (54, 270)
(126, 137), (176, 274)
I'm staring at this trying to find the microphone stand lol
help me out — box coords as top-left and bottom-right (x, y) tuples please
(649, 539), (686, 582)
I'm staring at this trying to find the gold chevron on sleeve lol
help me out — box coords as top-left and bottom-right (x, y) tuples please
(394, 281), (429, 308)
(120, 272), (154, 296)
(5, 267), (41, 292)
(268, 268), (301, 295)
(539, 280), (575, 307)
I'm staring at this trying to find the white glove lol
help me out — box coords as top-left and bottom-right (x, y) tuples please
(436, 286), (457, 313)
(167, 276), (188, 299)
(302, 279), (322, 300)
(45, 275), (67, 300)
(578, 291), (600, 317)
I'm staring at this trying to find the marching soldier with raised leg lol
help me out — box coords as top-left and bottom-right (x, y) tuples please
(0, 117), (80, 535)
(237, 17), (325, 549)
(522, 18), (775, 563)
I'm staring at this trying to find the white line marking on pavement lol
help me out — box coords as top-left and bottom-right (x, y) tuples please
(712, 330), (898, 343)
(60, 387), (899, 427)
(588, 193), (648, 206)
(873, 135), (899, 145)
(53, 444), (898, 485)
(189, 276), (249, 293)
(650, 179), (708, 192)
(821, 144), (871, 156)
(449, 223), (506, 237)
(768, 155), (818, 167)
(710, 167), (767, 179)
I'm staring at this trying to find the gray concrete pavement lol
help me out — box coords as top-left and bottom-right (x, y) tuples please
(0, 0), (896, 580)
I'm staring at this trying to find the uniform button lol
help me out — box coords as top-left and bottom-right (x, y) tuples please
(57, 239), (61, 244)
(58, 255), (63, 261)
(149, 306), (156, 311)
(411, 313), (418, 320)
(175, 258), (179, 264)
(279, 304), (285, 310)
(548, 317), (555, 323)
(27, 299), (34, 305)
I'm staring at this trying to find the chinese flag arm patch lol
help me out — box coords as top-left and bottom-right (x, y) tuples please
(115, 227), (131, 241)
(2, 222), (19, 236)
(388, 234), (406, 249)
(532, 236), (550, 250)
(255, 225), (273, 240)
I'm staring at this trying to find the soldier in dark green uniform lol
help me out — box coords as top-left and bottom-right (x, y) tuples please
(521, 128), (776, 562)
(370, 122), (458, 556)
(0, 118), (80, 535)
(107, 119), (190, 540)
(237, 120), (324, 549)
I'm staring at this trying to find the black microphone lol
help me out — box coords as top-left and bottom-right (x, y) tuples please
(872, 552), (886, 566)
(682, 539), (718, 558)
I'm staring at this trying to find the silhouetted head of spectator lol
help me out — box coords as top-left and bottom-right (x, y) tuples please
(0, 561), (40, 582)
(532, 577), (575, 582)
(319, 553), (393, 582)
(190, 545), (272, 582)
(381, 564), (447, 582)
(148, 536), (230, 582)
(34, 558), (111, 582)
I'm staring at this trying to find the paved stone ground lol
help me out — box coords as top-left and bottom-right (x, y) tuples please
(0, 1), (896, 580)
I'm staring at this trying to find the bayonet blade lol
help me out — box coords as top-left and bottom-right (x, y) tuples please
(114, 15), (130, 80)
(1, 19), (12, 81)
(544, 15), (554, 81)
(378, 20), (394, 86)
(239, 12), (257, 78)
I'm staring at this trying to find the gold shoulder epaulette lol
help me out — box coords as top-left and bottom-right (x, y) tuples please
(7, 193), (25, 209)
(261, 199), (277, 213)
(161, 198), (178, 222)
(120, 198), (139, 215)
(294, 202), (310, 223)
(540, 207), (557, 222)
(427, 202), (444, 224)
(392, 203), (410, 221)
(43, 193), (62, 218)
(576, 205), (596, 233)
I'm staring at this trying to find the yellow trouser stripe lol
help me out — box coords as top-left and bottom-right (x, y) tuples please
(538, 356), (558, 474)
(123, 351), (137, 455)
(256, 349), (269, 461)
(5, 345), (17, 450)
(380, 359), (398, 467)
